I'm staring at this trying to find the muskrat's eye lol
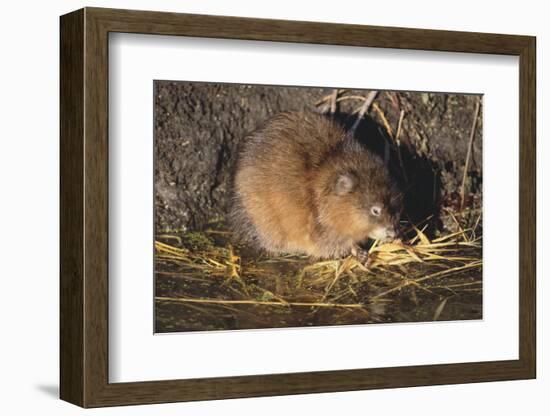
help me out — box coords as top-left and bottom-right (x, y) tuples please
(371, 206), (382, 216)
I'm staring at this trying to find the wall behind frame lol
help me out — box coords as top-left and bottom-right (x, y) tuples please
(0, 0), (545, 415)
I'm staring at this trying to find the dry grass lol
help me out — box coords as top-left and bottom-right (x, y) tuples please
(154, 215), (482, 331)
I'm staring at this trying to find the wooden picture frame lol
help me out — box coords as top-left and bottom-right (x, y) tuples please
(60, 7), (536, 408)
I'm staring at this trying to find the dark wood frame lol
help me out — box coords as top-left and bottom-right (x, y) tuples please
(60, 7), (536, 408)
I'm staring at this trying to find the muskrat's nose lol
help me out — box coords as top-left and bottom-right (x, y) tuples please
(386, 229), (397, 240)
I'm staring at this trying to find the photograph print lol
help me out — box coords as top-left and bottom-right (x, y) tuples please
(154, 81), (483, 333)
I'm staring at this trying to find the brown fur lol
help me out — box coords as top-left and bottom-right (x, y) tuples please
(230, 111), (403, 259)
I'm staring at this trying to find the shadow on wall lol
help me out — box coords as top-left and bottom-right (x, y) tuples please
(334, 113), (442, 235)
(34, 384), (59, 399)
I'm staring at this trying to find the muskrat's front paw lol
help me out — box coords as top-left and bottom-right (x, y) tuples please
(351, 246), (369, 266)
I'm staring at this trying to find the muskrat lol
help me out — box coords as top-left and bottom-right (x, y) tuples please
(230, 111), (403, 261)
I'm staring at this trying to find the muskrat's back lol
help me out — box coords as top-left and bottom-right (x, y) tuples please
(231, 111), (402, 259)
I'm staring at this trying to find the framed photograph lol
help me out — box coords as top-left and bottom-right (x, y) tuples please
(60, 7), (536, 407)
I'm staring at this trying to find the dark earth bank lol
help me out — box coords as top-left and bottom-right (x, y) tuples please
(154, 82), (482, 234)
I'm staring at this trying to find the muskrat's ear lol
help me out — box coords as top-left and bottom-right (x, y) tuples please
(335, 173), (356, 195)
